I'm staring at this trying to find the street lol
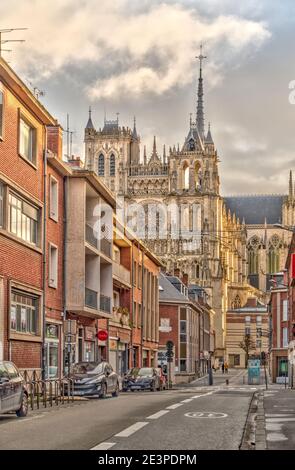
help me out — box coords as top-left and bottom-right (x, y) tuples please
(0, 369), (261, 450)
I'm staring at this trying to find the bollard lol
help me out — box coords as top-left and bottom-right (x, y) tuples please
(226, 379), (229, 385)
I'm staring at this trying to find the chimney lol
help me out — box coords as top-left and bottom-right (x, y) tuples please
(174, 268), (180, 278)
(245, 297), (258, 308)
(67, 155), (83, 168)
(47, 125), (63, 159)
(182, 273), (188, 286)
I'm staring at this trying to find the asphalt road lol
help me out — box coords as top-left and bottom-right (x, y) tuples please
(0, 369), (256, 450)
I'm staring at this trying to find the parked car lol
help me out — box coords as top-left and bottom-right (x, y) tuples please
(129, 367), (162, 392)
(0, 361), (28, 417)
(156, 367), (167, 390)
(66, 361), (119, 398)
(122, 367), (140, 391)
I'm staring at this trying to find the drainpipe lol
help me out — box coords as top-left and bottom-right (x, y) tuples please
(41, 125), (48, 381)
(62, 175), (69, 375)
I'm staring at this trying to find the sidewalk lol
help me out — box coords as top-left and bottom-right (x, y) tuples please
(263, 387), (295, 449)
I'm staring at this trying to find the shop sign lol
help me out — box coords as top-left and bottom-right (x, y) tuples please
(85, 327), (95, 341)
(97, 330), (108, 341)
(46, 324), (58, 339)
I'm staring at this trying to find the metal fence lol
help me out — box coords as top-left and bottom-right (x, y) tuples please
(21, 373), (74, 410)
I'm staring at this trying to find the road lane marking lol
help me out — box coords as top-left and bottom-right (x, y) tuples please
(185, 411), (228, 419)
(266, 418), (295, 422)
(147, 410), (170, 420)
(91, 442), (116, 450)
(181, 398), (194, 403)
(166, 403), (183, 410)
(265, 414), (293, 417)
(115, 422), (148, 437)
(266, 433), (288, 442)
(192, 395), (202, 398)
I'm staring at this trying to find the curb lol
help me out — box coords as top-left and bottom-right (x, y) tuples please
(240, 391), (266, 451)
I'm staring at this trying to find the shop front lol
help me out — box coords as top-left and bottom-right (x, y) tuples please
(45, 322), (61, 379)
(109, 337), (129, 376)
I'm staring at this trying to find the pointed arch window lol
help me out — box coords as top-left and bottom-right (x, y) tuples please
(267, 235), (282, 274)
(183, 163), (189, 190)
(98, 154), (105, 176)
(110, 154), (115, 176)
(232, 295), (241, 309)
(247, 236), (261, 275)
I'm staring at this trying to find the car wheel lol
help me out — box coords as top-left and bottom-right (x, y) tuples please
(112, 382), (119, 397)
(99, 382), (107, 399)
(16, 393), (28, 418)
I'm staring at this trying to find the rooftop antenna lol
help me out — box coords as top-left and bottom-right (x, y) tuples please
(0, 28), (28, 57)
(28, 81), (45, 100)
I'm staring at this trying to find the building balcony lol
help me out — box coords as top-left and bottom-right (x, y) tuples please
(113, 262), (131, 286)
(101, 237), (112, 258)
(100, 294), (111, 314)
(85, 224), (98, 250)
(85, 287), (98, 309)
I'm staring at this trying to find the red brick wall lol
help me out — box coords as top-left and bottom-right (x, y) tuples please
(46, 163), (64, 323)
(0, 72), (53, 370)
(159, 304), (179, 362)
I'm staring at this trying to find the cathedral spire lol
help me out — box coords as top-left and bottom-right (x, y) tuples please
(289, 170), (293, 200)
(150, 136), (160, 162)
(144, 145), (147, 165)
(86, 106), (95, 130)
(163, 144), (166, 164)
(196, 44), (206, 140)
(132, 116), (138, 140)
(205, 122), (214, 144)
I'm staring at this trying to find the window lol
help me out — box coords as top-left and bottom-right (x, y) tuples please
(180, 320), (187, 343)
(113, 246), (120, 263)
(0, 90), (3, 139)
(283, 300), (288, 322)
(49, 177), (58, 221)
(133, 261), (137, 286)
(49, 244), (58, 288)
(256, 339), (262, 348)
(110, 154), (115, 176)
(0, 182), (3, 227)
(98, 154), (105, 176)
(183, 163), (189, 190)
(10, 291), (39, 335)
(267, 235), (282, 274)
(283, 327), (288, 348)
(180, 359), (187, 372)
(138, 304), (142, 327)
(19, 117), (36, 164)
(9, 193), (38, 245)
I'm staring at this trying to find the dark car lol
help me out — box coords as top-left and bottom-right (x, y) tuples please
(129, 367), (161, 392)
(122, 367), (140, 391)
(66, 361), (119, 398)
(0, 361), (28, 417)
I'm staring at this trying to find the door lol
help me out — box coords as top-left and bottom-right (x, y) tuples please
(0, 364), (11, 413)
(5, 362), (22, 410)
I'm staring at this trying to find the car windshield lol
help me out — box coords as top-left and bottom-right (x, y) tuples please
(72, 362), (104, 375)
(128, 368), (139, 376)
(138, 368), (153, 377)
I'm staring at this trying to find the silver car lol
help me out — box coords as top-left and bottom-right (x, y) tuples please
(0, 361), (28, 417)
(68, 361), (120, 398)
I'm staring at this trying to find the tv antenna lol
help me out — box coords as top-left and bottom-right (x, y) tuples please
(28, 81), (46, 100)
(0, 28), (28, 57)
(64, 114), (76, 160)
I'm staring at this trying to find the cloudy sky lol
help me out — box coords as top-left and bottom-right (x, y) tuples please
(1, 0), (295, 195)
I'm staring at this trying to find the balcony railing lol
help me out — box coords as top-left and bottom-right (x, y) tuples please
(100, 237), (111, 258)
(113, 262), (131, 285)
(85, 224), (98, 249)
(100, 294), (111, 313)
(85, 288), (98, 309)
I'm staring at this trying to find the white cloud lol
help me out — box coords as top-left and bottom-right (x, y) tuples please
(0, 0), (270, 100)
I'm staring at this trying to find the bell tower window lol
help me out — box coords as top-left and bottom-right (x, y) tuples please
(98, 154), (105, 176)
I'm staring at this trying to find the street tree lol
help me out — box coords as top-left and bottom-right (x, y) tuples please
(239, 334), (256, 368)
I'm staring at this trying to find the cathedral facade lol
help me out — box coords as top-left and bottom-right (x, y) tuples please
(84, 54), (294, 361)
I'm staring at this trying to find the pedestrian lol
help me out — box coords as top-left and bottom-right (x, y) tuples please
(222, 362), (225, 374)
(224, 361), (229, 374)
